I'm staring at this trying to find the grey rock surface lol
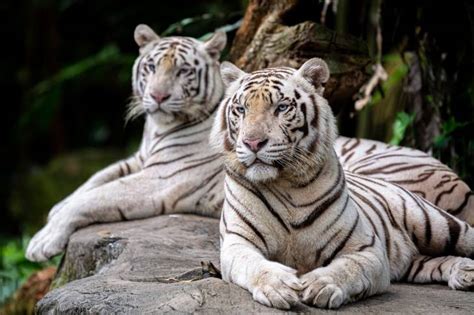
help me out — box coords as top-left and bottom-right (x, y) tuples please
(38, 215), (474, 314)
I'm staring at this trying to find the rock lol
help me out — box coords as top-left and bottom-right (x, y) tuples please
(38, 215), (474, 314)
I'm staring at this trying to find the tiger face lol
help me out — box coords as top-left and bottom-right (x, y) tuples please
(211, 58), (337, 183)
(131, 24), (226, 124)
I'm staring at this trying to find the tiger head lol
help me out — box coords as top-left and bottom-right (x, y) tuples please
(129, 24), (227, 124)
(211, 58), (337, 183)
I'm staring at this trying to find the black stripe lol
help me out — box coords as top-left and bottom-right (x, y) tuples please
(449, 191), (474, 215)
(321, 214), (360, 267)
(349, 185), (392, 260)
(226, 167), (290, 233)
(291, 167), (345, 229)
(408, 256), (432, 281)
(225, 190), (268, 253)
(357, 234), (376, 252)
(151, 140), (202, 155)
(145, 153), (194, 168)
(434, 183), (459, 206)
(158, 159), (221, 180)
(171, 167), (222, 209)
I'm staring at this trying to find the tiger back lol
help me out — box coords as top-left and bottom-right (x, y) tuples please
(335, 137), (474, 224)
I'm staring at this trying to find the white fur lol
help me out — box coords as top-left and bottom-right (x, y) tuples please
(217, 60), (474, 310)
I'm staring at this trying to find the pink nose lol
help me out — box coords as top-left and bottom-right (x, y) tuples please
(151, 91), (171, 103)
(243, 138), (268, 152)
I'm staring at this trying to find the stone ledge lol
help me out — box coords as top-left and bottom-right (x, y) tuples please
(38, 215), (474, 314)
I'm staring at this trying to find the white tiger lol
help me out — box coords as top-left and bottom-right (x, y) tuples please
(213, 58), (474, 309)
(26, 24), (227, 262)
(26, 23), (473, 263)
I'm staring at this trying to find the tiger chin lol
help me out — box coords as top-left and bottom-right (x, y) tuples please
(212, 58), (474, 310)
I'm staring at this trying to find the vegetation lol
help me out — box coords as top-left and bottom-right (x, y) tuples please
(0, 237), (59, 305)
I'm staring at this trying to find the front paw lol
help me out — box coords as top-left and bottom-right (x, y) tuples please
(301, 271), (347, 309)
(26, 220), (73, 262)
(47, 198), (71, 220)
(251, 262), (303, 310)
(449, 259), (474, 290)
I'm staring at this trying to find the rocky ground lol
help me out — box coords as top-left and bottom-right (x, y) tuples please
(37, 215), (474, 314)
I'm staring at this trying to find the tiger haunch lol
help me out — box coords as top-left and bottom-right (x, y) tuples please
(214, 59), (474, 309)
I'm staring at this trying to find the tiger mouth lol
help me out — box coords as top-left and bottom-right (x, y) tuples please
(248, 159), (274, 167)
(145, 108), (159, 114)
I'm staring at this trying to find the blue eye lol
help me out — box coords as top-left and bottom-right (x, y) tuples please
(177, 68), (192, 77)
(148, 63), (156, 72)
(276, 104), (289, 112)
(236, 106), (245, 114)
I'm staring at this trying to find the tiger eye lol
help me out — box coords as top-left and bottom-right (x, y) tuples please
(276, 104), (289, 112)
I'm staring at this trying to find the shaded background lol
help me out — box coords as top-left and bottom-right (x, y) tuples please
(1, 0), (473, 308)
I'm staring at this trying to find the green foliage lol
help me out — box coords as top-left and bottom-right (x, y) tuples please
(433, 117), (469, 149)
(0, 236), (59, 306)
(356, 53), (411, 142)
(368, 53), (409, 107)
(20, 45), (135, 132)
(390, 112), (415, 145)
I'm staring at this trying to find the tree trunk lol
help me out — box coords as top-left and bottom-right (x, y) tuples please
(229, 0), (372, 114)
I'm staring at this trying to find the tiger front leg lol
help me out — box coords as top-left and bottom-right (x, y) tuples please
(301, 237), (390, 309)
(220, 233), (303, 310)
(26, 170), (179, 262)
(403, 255), (474, 290)
(47, 154), (142, 220)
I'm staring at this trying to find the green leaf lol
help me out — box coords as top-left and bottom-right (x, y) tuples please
(390, 111), (415, 145)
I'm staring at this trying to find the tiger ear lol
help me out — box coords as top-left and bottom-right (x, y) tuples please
(296, 58), (330, 95)
(134, 24), (160, 48)
(220, 61), (246, 88)
(204, 31), (227, 60)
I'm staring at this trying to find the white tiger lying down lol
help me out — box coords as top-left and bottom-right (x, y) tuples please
(26, 25), (228, 261)
(26, 23), (473, 263)
(213, 59), (474, 309)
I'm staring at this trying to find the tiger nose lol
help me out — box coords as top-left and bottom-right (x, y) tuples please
(243, 138), (268, 152)
(151, 91), (171, 104)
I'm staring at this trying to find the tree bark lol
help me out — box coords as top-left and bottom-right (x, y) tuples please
(229, 0), (372, 113)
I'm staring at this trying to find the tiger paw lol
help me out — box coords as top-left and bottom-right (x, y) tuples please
(47, 199), (68, 220)
(301, 272), (347, 309)
(251, 262), (303, 310)
(26, 218), (73, 262)
(449, 259), (474, 290)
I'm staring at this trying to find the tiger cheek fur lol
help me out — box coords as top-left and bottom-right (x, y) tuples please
(130, 24), (226, 125)
(213, 59), (474, 310)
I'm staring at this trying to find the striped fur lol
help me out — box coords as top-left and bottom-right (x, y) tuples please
(26, 25), (227, 262)
(213, 59), (474, 309)
(335, 136), (474, 224)
(26, 24), (472, 264)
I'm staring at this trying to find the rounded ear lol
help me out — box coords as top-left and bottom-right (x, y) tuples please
(295, 58), (330, 94)
(204, 31), (227, 60)
(220, 61), (246, 88)
(134, 24), (160, 48)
